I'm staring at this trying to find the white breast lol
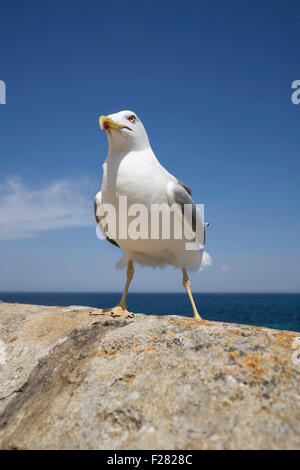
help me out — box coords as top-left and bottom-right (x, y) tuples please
(99, 148), (203, 271)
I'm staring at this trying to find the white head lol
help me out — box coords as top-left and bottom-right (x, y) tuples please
(99, 110), (150, 155)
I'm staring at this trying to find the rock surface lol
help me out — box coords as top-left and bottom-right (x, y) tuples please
(0, 302), (300, 450)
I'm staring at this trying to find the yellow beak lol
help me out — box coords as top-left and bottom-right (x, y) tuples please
(99, 115), (124, 133)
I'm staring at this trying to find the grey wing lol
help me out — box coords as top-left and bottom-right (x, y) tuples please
(176, 180), (210, 243)
(167, 181), (205, 247)
(176, 178), (192, 196)
(94, 191), (120, 248)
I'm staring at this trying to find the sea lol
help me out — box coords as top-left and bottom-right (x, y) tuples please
(1, 292), (300, 333)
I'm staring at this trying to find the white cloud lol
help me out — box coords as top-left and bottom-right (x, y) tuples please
(0, 177), (94, 240)
(221, 264), (232, 272)
(200, 251), (212, 270)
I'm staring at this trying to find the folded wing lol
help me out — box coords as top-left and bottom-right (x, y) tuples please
(94, 191), (120, 248)
(167, 180), (205, 248)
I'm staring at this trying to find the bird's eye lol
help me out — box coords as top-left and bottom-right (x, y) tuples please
(128, 115), (136, 123)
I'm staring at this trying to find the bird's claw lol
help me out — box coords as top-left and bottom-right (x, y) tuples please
(90, 306), (133, 318)
(110, 307), (134, 318)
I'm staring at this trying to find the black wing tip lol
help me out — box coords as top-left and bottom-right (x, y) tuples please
(106, 237), (120, 248)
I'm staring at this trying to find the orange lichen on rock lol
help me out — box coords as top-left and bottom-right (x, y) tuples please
(121, 374), (135, 382)
(219, 351), (240, 363)
(273, 331), (297, 350)
(241, 353), (270, 378)
(150, 334), (160, 340)
(144, 345), (159, 353)
(97, 347), (121, 357)
(166, 332), (175, 338)
(227, 329), (243, 337)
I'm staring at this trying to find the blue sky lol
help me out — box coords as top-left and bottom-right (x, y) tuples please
(0, 0), (300, 292)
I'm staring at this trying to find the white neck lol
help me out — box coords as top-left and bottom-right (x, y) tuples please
(107, 133), (150, 156)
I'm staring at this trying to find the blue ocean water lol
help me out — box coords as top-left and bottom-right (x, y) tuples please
(1, 292), (300, 332)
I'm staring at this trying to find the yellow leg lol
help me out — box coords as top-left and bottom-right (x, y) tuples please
(118, 260), (134, 309)
(182, 268), (202, 320)
(91, 260), (134, 318)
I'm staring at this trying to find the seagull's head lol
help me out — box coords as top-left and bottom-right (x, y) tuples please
(99, 110), (150, 154)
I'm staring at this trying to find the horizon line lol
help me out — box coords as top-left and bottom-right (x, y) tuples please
(1, 291), (300, 295)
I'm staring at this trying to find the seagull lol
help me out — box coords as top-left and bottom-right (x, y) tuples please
(92, 110), (210, 320)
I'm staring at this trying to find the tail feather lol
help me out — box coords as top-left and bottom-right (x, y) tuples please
(200, 251), (212, 271)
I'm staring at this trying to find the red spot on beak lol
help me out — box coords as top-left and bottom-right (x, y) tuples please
(103, 122), (110, 130)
